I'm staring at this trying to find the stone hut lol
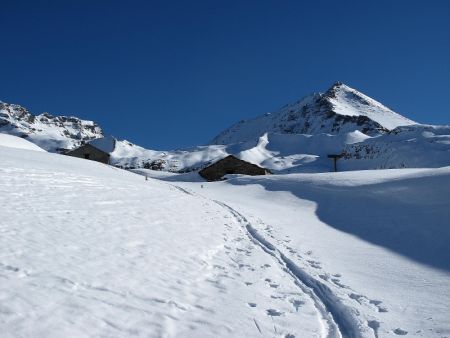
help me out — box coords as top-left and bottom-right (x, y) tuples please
(66, 136), (116, 164)
(199, 155), (270, 181)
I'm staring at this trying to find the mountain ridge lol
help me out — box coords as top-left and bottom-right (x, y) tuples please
(211, 82), (416, 145)
(0, 101), (103, 153)
(2, 82), (448, 174)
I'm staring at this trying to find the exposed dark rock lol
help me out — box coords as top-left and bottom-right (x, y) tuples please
(0, 101), (103, 152)
(199, 155), (271, 181)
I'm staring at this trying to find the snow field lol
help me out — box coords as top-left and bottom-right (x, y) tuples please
(0, 133), (45, 152)
(2, 135), (449, 337)
(171, 167), (450, 337)
(0, 145), (330, 337)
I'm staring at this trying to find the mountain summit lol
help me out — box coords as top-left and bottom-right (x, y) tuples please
(0, 101), (103, 152)
(2, 82), (447, 174)
(211, 82), (416, 145)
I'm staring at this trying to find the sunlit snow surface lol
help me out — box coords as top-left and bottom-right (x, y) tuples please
(0, 133), (45, 152)
(1, 137), (449, 337)
(148, 168), (450, 337)
(326, 84), (415, 130)
(110, 125), (450, 174)
(0, 144), (323, 337)
(0, 102), (102, 152)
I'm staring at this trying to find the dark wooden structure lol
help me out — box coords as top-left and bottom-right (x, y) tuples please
(199, 155), (271, 181)
(327, 154), (343, 172)
(66, 143), (110, 164)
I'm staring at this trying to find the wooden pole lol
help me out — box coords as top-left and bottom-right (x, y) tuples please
(327, 154), (341, 172)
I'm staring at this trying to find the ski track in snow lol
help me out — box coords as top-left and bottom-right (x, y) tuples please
(0, 148), (330, 337)
(169, 185), (328, 337)
(6, 144), (447, 337)
(212, 200), (365, 338)
(172, 183), (372, 338)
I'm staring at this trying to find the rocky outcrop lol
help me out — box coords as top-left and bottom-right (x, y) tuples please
(0, 101), (103, 152)
(211, 82), (415, 145)
(199, 155), (270, 181)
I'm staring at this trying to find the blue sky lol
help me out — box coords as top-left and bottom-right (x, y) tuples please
(1, 0), (449, 149)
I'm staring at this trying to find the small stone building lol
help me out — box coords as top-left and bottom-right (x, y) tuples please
(66, 136), (116, 164)
(199, 155), (270, 181)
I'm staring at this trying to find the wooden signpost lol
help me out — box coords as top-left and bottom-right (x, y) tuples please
(327, 154), (343, 172)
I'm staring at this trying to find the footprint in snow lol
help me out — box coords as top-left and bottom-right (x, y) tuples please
(290, 299), (304, 312)
(266, 309), (283, 316)
(247, 302), (257, 308)
(367, 320), (380, 338)
(4, 265), (19, 272)
(307, 260), (320, 265)
(270, 295), (285, 300)
(349, 293), (364, 304)
(331, 278), (348, 289)
(350, 294), (389, 313)
(319, 274), (330, 281)
(394, 328), (408, 335)
(370, 299), (388, 313)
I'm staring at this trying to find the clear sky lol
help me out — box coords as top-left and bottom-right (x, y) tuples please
(1, 0), (449, 149)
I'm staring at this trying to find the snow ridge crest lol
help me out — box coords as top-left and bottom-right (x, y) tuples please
(211, 82), (416, 145)
(0, 101), (103, 153)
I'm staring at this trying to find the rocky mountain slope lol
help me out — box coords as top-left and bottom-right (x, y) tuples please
(0, 101), (103, 152)
(341, 124), (450, 170)
(1, 82), (448, 173)
(109, 82), (448, 173)
(211, 82), (416, 144)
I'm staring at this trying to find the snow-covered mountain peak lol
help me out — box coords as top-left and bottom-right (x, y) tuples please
(323, 82), (416, 129)
(0, 100), (103, 152)
(2, 84), (445, 175)
(211, 82), (417, 145)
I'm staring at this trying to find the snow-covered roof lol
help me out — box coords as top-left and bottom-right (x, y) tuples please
(88, 136), (116, 153)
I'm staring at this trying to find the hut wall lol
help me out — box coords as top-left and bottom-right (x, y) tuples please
(66, 144), (110, 164)
(199, 156), (269, 181)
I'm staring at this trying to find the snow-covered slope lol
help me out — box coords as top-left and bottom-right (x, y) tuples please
(2, 81), (446, 175)
(325, 83), (415, 130)
(0, 145), (328, 337)
(170, 167), (450, 338)
(0, 101), (103, 152)
(117, 125), (450, 175)
(0, 133), (45, 152)
(235, 131), (371, 173)
(108, 130), (369, 173)
(341, 124), (450, 170)
(211, 82), (416, 145)
(1, 135), (449, 337)
(109, 140), (229, 172)
(235, 125), (450, 173)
